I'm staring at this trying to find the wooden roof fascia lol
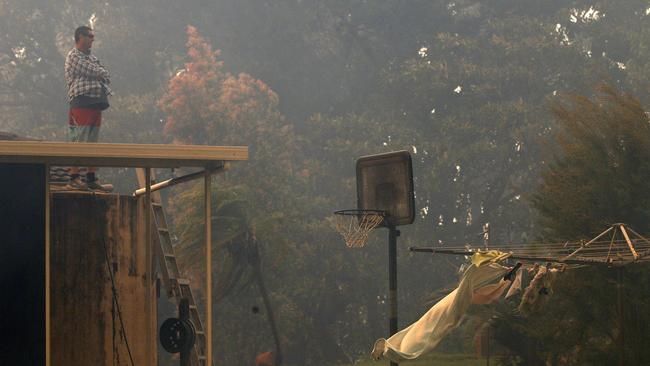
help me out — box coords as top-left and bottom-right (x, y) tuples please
(0, 141), (248, 168)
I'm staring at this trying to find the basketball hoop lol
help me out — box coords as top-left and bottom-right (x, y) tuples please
(332, 209), (386, 248)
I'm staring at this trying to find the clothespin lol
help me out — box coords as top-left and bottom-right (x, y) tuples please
(503, 262), (522, 281)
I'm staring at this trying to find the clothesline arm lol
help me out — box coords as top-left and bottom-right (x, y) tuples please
(408, 247), (619, 266)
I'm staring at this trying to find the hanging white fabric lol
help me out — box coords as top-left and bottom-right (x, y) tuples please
(518, 265), (563, 315)
(371, 252), (511, 363)
(505, 266), (523, 299)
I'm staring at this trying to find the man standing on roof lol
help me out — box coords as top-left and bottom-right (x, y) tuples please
(64, 25), (112, 192)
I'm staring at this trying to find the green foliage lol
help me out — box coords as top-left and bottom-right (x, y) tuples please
(5, 1), (650, 364)
(494, 85), (650, 365)
(159, 27), (297, 364)
(341, 352), (490, 366)
(533, 85), (650, 239)
(171, 183), (283, 298)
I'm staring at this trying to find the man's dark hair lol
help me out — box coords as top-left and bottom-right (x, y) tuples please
(74, 26), (93, 42)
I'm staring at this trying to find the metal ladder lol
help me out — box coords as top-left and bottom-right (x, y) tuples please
(136, 169), (209, 366)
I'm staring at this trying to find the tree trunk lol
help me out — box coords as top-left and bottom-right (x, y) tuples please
(252, 264), (283, 365)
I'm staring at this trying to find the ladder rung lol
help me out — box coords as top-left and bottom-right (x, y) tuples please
(158, 228), (169, 233)
(164, 254), (176, 258)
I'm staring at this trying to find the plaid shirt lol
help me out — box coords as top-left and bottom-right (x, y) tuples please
(64, 48), (112, 101)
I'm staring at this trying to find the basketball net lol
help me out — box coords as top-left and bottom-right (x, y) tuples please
(332, 210), (385, 248)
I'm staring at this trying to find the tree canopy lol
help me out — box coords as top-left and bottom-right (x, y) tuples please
(3, 1), (650, 365)
(490, 85), (650, 365)
(534, 85), (650, 239)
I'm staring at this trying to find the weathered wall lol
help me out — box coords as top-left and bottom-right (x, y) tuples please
(51, 192), (156, 366)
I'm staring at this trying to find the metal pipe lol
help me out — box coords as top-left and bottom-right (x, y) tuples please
(617, 266), (625, 366)
(486, 323), (490, 366)
(133, 163), (227, 197)
(45, 164), (51, 366)
(205, 170), (213, 366)
(562, 226), (614, 261)
(388, 224), (399, 366)
(619, 225), (639, 260)
(408, 247), (618, 266)
(145, 167), (153, 365)
(180, 298), (191, 366)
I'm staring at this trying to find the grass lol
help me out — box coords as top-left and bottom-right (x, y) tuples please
(341, 352), (491, 366)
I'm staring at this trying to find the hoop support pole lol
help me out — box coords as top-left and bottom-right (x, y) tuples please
(388, 224), (399, 366)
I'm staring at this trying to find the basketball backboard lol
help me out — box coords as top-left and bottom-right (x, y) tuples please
(356, 151), (415, 227)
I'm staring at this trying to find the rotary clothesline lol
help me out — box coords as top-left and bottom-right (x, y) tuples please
(409, 223), (650, 266)
(372, 224), (648, 363)
(372, 250), (564, 363)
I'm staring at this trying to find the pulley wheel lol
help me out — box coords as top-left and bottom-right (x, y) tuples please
(159, 317), (196, 354)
